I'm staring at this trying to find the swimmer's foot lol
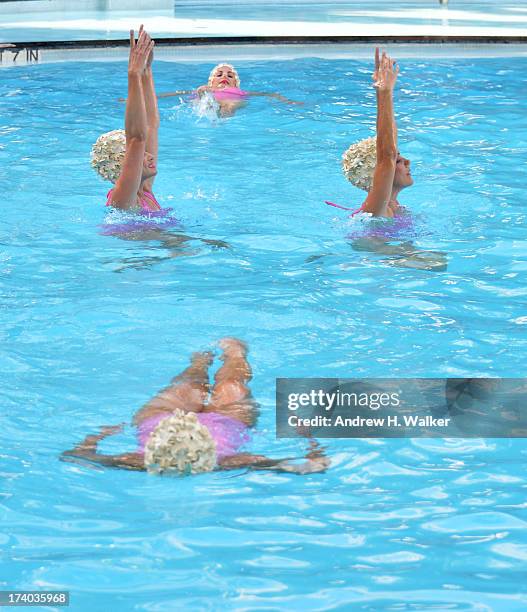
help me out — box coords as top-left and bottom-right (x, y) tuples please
(218, 337), (248, 360)
(191, 350), (215, 368)
(170, 350), (214, 396)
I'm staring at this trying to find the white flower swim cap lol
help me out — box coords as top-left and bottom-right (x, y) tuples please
(91, 129), (126, 183)
(342, 136), (377, 191)
(207, 63), (240, 87)
(144, 410), (217, 475)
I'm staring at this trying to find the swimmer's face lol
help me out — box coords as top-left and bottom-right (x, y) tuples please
(142, 151), (157, 180)
(211, 65), (237, 89)
(394, 153), (413, 189)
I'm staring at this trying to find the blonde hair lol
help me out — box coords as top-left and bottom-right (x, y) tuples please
(342, 136), (377, 191)
(144, 410), (217, 475)
(91, 129), (126, 183)
(208, 63), (240, 87)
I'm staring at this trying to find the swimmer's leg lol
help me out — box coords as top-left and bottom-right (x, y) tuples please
(117, 229), (196, 253)
(351, 237), (415, 256)
(161, 235), (230, 253)
(119, 229), (229, 253)
(111, 230), (229, 271)
(384, 250), (448, 272)
(350, 238), (448, 271)
(205, 338), (259, 427)
(132, 351), (214, 426)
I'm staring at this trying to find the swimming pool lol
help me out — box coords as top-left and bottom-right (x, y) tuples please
(1, 48), (527, 609)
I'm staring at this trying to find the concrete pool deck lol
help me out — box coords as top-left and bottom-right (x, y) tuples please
(1, 0), (526, 44)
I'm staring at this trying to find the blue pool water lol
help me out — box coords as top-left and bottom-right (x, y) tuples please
(1, 54), (527, 609)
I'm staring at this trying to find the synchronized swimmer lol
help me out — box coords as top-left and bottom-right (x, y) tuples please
(92, 26), (159, 212)
(327, 49), (412, 219)
(157, 62), (300, 117)
(62, 338), (329, 476)
(92, 27), (229, 260)
(81, 28), (446, 476)
(324, 48), (447, 271)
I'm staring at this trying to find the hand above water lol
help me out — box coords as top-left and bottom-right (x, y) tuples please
(373, 48), (399, 92)
(128, 25), (155, 76)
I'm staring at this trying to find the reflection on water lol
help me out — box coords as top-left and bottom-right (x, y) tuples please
(1, 56), (527, 608)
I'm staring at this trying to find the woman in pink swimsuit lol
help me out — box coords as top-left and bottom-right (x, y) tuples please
(92, 28), (230, 262)
(158, 63), (300, 117)
(195, 63), (249, 117)
(327, 49), (413, 219)
(323, 49), (446, 271)
(61, 338), (329, 475)
(91, 26), (160, 212)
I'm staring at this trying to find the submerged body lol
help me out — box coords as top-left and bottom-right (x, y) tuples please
(210, 86), (249, 116)
(193, 85), (249, 118)
(62, 339), (329, 475)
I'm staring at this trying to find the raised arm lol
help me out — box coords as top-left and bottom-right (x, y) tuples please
(142, 45), (159, 192)
(362, 50), (399, 217)
(61, 425), (145, 471)
(111, 26), (154, 209)
(374, 48), (397, 150)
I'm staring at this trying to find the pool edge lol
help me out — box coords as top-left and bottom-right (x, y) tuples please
(2, 36), (527, 67)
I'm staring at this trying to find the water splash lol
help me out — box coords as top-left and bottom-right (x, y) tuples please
(192, 91), (220, 123)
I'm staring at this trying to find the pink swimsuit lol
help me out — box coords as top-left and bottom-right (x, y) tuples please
(106, 189), (161, 213)
(212, 87), (248, 102)
(325, 200), (364, 216)
(101, 189), (179, 236)
(137, 411), (250, 463)
(324, 200), (414, 240)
